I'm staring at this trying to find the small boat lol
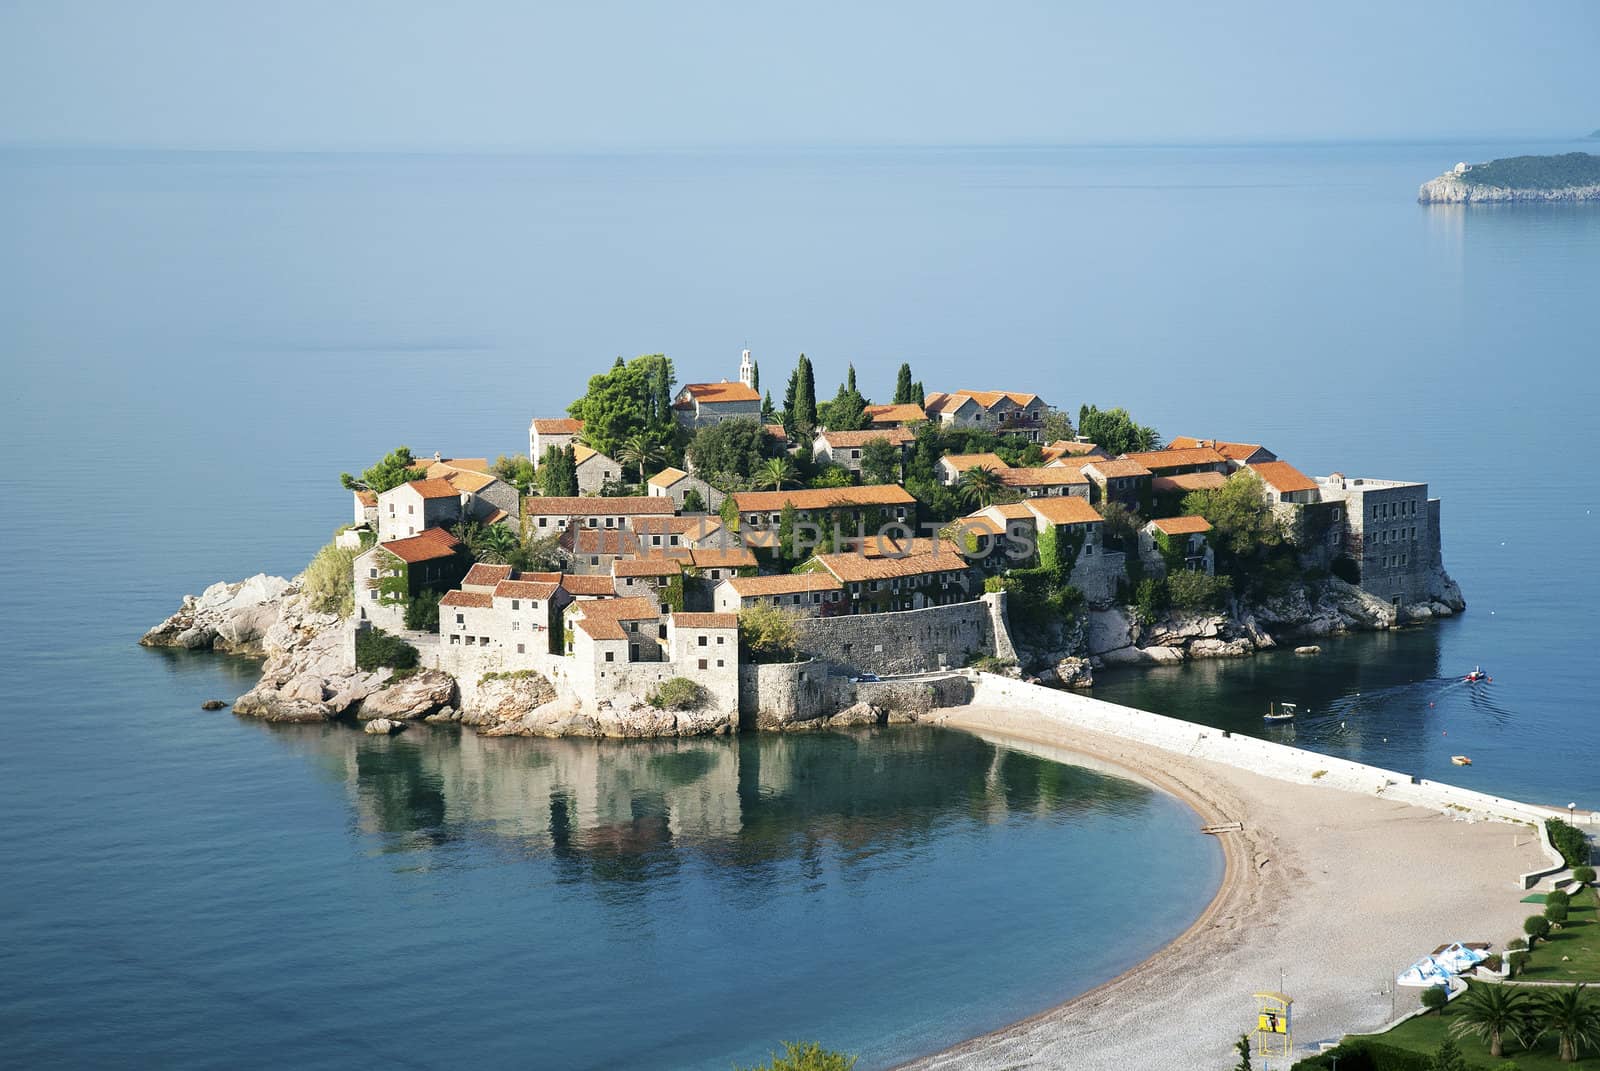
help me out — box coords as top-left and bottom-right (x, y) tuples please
(1452, 755), (1472, 766)
(1464, 666), (1488, 683)
(1263, 701), (1298, 725)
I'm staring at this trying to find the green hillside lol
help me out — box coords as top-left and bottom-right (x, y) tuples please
(1459, 152), (1600, 189)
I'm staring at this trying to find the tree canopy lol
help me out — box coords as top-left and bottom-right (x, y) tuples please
(1181, 470), (1282, 560)
(1077, 404), (1160, 455)
(687, 418), (769, 482)
(860, 437), (902, 484)
(537, 444), (578, 497)
(340, 446), (426, 494)
(567, 353), (678, 461)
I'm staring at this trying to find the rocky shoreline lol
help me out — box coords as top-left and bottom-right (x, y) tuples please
(1418, 175), (1600, 203)
(143, 569), (1464, 735)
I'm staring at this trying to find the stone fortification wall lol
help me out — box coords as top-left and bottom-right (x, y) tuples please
(738, 659), (845, 729)
(965, 674), (1592, 868)
(793, 597), (1005, 677)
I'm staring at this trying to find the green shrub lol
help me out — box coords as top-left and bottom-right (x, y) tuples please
(969, 655), (1016, 673)
(735, 1041), (857, 1071)
(304, 541), (358, 617)
(1165, 569), (1231, 611)
(1290, 1038), (1434, 1070)
(1507, 937), (1527, 951)
(1546, 818), (1593, 868)
(648, 677), (707, 711)
(738, 602), (803, 663)
(1545, 901), (1569, 924)
(403, 588), (443, 632)
(1546, 889), (1571, 909)
(1508, 950), (1530, 976)
(1523, 915), (1551, 943)
(1576, 865), (1597, 884)
(1420, 986), (1448, 1012)
(355, 628), (418, 672)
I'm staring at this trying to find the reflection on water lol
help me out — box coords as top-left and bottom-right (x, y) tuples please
(263, 725), (1153, 879)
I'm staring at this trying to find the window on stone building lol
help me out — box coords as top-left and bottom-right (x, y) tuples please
(604, 651), (614, 662)
(455, 613), (464, 624)
(516, 643), (525, 654)
(511, 599), (520, 610)
(698, 659), (707, 670)
(512, 621), (520, 631)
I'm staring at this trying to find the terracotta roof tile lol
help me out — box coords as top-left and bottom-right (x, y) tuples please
(406, 477), (461, 500)
(724, 572), (842, 597)
(816, 427), (916, 448)
(555, 574), (616, 597)
(570, 596), (663, 640)
(941, 453), (1010, 473)
(689, 547), (757, 569)
(1122, 448), (1228, 471)
(954, 390), (1040, 409)
(1041, 440), (1106, 459)
(612, 558), (683, 578)
(1083, 459), (1153, 479)
(1151, 516), (1213, 536)
(998, 466), (1089, 487)
(354, 490), (378, 507)
(812, 549), (971, 583)
(1169, 437), (1268, 462)
(731, 485), (915, 512)
(444, 470), (498, 493)
(678, 381), (761, 404)
(494, 579), (560, 599)
(647, 467), (689, 488)
(862, 403), (928, 424)
(531, 418), (584, 434)
(630, 515), (710, 536)
(1152, 472), (1228, 494)
(462, 563), (514, 587)
(1025, 497), (1102, 526)
(561, 528), (639, 556)
(524, 496), (675, 516)
(380, 528), (461, 564)
(672, 612), (738, 629)
(440, 590), (494, 608)
(1249, 461), (1319, 495)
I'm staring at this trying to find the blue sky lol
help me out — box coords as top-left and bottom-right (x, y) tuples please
(2, 0), (1596, 149)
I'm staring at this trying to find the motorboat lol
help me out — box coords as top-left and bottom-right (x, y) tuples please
(1263, 701), (1298, 725)
(1464, 666), (1489, 683)
(1452, 755), (1472, 767)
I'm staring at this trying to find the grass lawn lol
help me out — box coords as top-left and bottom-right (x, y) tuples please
(1350, 992), (1598, 1068)
(1522, 885), (1600, 982)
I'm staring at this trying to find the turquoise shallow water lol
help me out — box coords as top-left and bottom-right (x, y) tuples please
(2, 141), (1596, 1065)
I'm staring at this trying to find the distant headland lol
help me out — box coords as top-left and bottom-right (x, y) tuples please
(1418, 152), (1600, 203)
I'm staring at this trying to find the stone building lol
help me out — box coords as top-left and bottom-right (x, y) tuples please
(861, 403), (927, 428)
(935, 452), (1010, 486)
(1138, 516), (1215, 578)
(560, 526), (640, 575)
(812, 428), (915, 476)
(1122, 447), (1231, 478)
(1167, 437), (1277, 467)
(439, 576), (571, 656)
(574, 445), (623, 495)
(714, 571), (845, 616)
(1150, 471), (1226, 517)
(1082, 458), (1153, 509)
(524, 496), (674, 537)
(997, 465), (1091, 499)
(730, 485), (915, 538)
(1249, 461), (1320, 505)
(353, 528), (467, 631)
(1315, 474), (1448, 608)
(923, 390), (1052, 442)
(797, 544), (975, 615)
(672, 381), (762, 429)
(377, 477), (462, 543)
(528, 418), (583, 465)
(646, 466), (724, 511)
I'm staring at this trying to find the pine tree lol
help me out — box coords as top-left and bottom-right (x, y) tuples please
(894, 363), (914, 405)
(761, 390), (776, 422)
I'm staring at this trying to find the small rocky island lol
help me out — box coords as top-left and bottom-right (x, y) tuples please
(1418, 152), (1600, 203)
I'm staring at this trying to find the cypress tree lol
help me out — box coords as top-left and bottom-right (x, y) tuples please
(751, 361), (760, 394)
(910, 381), (925, 407)
(794, 355), (818, 437)
(894, 363), (913, 405)
(846, 364), (857, 394)
(782, 368), (799, 432)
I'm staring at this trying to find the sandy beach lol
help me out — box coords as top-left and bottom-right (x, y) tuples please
(902, 704), (1549, 1071)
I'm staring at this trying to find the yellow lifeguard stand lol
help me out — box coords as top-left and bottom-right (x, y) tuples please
(1252, 991), (1293, 1060)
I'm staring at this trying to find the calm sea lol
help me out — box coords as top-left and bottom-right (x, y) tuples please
(2, 141), (1596, 1067)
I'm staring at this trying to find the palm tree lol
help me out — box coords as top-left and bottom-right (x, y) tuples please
(619, 434), (664, 483)
(1449, 981), (1535, 1059)
(758, 457), (797, 492)
(960, 465), (1003, 509)
(1536, 984), (1600, 1063)
(476, 523), (520, 565)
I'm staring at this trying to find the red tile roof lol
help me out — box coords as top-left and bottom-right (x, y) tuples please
(816, 427), (916, 448)
(462, 563), (514, 587)
(1083, 458), (1153, 479)
(494, 579), (560, 599)
(1168, 437), (1269, 462)
(631, 515), (713, 537)
(531, 418), (584, 434)
(940, 453), (1010, 473)
(1152, 472), (1228, 494)
(689, 547), (757, 569)
(862, 403), (928, 424)
(354, 490), (378, 507)
(731, 485), (915, 512)
(1150, 516), (1213, 536)
(998, 466), (1089, 487)
(678, 381), (761, 404)
(672, 612), (738, 629)
(1025, 497), (1102, 526)
(440, 590), (494, 608)
(647, 467), (690, 488)
(724, 572), (842, 597)
(570, 596), (663, 640)
(525, 496), (675, 516)
(1041, 440), (1105, 460)
(1122, 448), (1228, 471)
(380, 528), (461, 564)
(1249, 461), (1319, 495)
(612, 558), (683, 578)
(406, 477), (461, 500)
(554, 574), (616, 597)
(812, 548), (971, 583)
(561, 528), (639, 556)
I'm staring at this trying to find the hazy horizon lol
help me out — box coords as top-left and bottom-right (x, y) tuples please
(3, 1), (1596, 152)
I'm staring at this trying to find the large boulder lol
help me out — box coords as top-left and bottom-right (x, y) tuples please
(1086, 608), (1137, 657)
(457, 673), (560, 730)
(357, 670), (455, 721)
(142, 574), (295, 655)
(363, 718), (404, 735)
(827, 702), (884, 727)
(1053, 657), (1094, 688)
(228, 592), (380, 722)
